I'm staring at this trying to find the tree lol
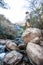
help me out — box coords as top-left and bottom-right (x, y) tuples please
(0, 0), (9, 9)
(25, 0), (43, 29)
(26, 0), (43, 11)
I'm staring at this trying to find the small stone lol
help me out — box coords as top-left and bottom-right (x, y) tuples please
(6, 40), (18, 51)
(23, 56), (29, 63)
(18, 43), (26, 50)
(0, 39), (6, 45)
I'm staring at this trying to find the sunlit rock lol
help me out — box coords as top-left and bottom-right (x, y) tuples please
(22, 28), (42, 44)
(6, 40), (18, 51)
(26, 42), (43, 65)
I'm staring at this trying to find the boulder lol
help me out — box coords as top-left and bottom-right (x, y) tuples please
(40, 41), (43, 46)
(0, 39), (15, 45)
(0, 39), (6, 45)
(3, 51), (23, 65)
(26, 42), (43, 65)
(31, 37), (40, 44)
(6, 41), (18, 51)
(22, 28), (42, 44)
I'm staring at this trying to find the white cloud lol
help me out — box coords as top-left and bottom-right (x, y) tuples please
(0, 0), (28, 23)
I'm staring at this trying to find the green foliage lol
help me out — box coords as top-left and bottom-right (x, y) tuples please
(22, 25), (26, 31)
(30, 3), (43, 29)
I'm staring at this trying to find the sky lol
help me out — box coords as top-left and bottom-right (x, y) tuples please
(0, 0), (29, 23)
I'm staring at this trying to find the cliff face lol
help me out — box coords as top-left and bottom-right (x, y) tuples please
(0, 15), (23, 39)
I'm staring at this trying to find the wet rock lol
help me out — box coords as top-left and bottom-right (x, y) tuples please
(0, 60), (3, 65)
(0, 53), (6, 60)
(23, 56), (29, 63)
(0, 45), (5, 53)
(3, 51), (23, 65)
(18, 43), (26, 50)
(0, 39), (6, 45)
(22, 28), (42, 44)
(20, 61), (26, 65)
(0, 39), (15, 45)
(19, 50), (26, 54)
(15, 38), (24, 45)
(6, 41), (18, 51)
(26, 42), (43, 65)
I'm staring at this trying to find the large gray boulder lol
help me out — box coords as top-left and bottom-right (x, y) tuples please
(3, 51), (23, 65)
(22, 28), (42, 44)
(26, 42), (43, 65)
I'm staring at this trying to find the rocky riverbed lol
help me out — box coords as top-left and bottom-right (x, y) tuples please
(0, 14), (43, 65)
(0, 28), (43, 65)
(0, 39), (34, 65)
